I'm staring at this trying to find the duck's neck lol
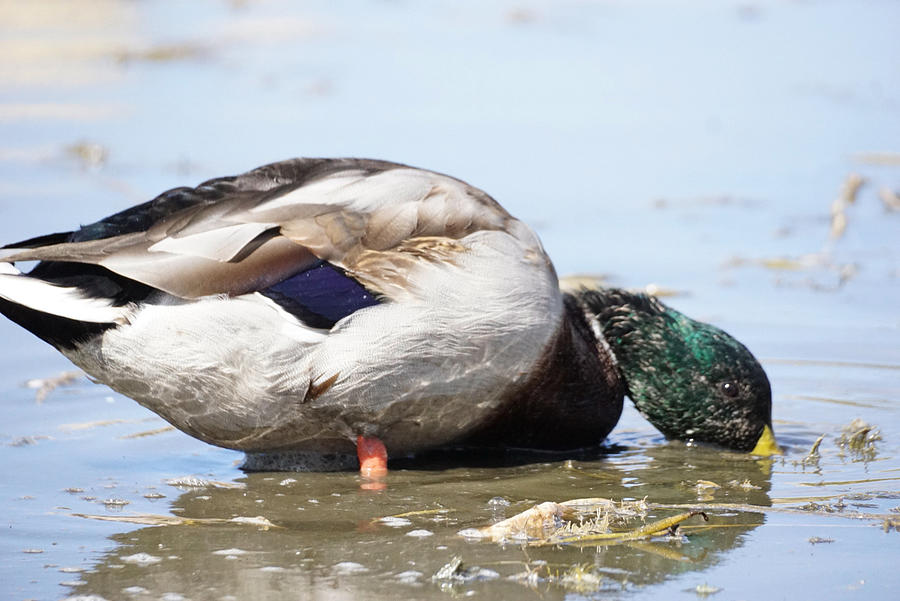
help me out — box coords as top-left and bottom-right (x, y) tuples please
(574, 287), (674, 422)
(466, 293), (625, 449)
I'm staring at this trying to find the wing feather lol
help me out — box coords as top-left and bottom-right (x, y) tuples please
(2, 158), (521, 302)
(147, 223), (275, 262)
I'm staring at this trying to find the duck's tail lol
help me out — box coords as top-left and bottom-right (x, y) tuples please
(0, 261), (128, 349)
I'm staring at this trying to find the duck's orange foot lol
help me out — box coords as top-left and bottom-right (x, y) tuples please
(356, 435), (388, 479)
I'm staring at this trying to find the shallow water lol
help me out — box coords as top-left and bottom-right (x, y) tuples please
(1, 1), (898, 600)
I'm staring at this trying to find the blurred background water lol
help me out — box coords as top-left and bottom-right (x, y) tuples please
(0, 1), (898, 600)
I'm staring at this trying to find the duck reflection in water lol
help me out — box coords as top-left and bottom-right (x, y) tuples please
(67, 444), (774, 600)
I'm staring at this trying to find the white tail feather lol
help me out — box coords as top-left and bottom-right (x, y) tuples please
(0, 262), (130, 324)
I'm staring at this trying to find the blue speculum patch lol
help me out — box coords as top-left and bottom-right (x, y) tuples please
(261, 260), (381, 329)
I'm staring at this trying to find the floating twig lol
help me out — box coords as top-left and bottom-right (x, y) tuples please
(70, 512), (276, 529)
(532, 511), (707, 547)
(118, 426), (176, 439)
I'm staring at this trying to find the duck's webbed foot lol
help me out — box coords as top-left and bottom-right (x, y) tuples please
(356, 435), (388, 478)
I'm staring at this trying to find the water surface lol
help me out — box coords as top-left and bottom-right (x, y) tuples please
(1, 1), (898, 600)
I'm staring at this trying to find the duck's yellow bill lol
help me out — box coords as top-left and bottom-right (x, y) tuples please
(751, 425), (783, 456)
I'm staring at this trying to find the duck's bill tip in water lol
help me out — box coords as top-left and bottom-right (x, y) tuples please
(750, 424), (783, 457)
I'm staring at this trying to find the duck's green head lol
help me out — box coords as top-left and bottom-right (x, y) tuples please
(579, 288), (780, 455)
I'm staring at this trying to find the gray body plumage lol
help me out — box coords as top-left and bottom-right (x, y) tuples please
(62, 230), (564, 455)
(0, 157), (776, 464)
(1, 159), (613, 458)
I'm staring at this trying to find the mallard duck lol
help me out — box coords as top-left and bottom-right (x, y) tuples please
(0, 158), (780, 475)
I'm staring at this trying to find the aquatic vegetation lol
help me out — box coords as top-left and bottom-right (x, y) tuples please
(882, 518), (900, 533)
(7, 435), (51, 446)
(118, 425), (176, 439)
(63, 141), (108, 169)
(693, 480), (722, 501)
(829, 173), (864, 240)
(558, 563), (605, 594)
(101, 498), (129, 508)
(24, 369), (83, 403)
(71, 512), (277, 529)
(726, 479), (761, 491)
(836, 418), (882, 461)
(879, 187), (900, 211)
(114, 43), (208, 64)
(693, 583), (722, 596)
(432, 556), (499, 585)
(458, 497), (705, 547)
(436, 556), (609, 595)
(164, 477), (245, 490)
(801, 434), (826, 466)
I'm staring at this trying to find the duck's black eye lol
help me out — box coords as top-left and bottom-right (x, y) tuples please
(720, 381), (739, 398)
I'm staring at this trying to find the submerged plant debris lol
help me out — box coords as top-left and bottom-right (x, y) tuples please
(63, 141), (108, 169)
(165, 477), (245, 490)
(808, 537), (835, 544)
(718, 170), (900, 293)
(722, 253), (858, 291)
(24, 370), (83, 403)
(879, 187), (900, 211)
(837, 418), (882, 461)
(432, 556), (499, 584)
(458, 497), (706, 547)
(433, 556), (612, 595)
(829, 173), (864, 240)
(694, 583), (723, 597)
(71, 512), (277, 529)
(799, 434), (827, 467)
(882, 518), (900, 533)
(114, 43), (209, 64)
(118, 425), (176, 439)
